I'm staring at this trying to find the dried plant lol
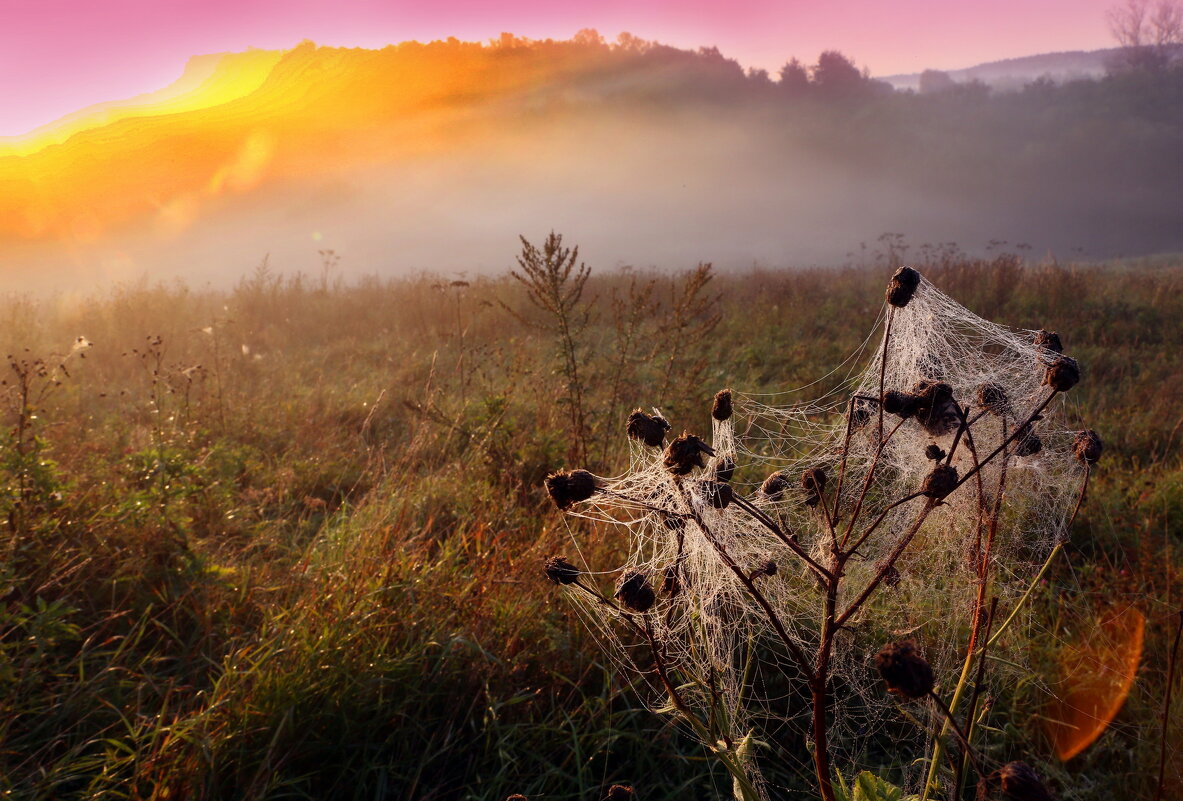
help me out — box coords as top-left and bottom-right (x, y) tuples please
(542, 269), (1100, 800)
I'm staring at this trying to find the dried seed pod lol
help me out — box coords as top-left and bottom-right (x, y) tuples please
(714, 456), (736, 483)
(605, 787), (635, 801)
(712, 388), (733, 421)
(1073, 429), (1103, 464)
(1015, 428), (1043, 457)
(977, 382), (1010, 416)
(615, 571), (655, 613)
(663, 432), (715, 475)
(876, 640), (934, 699)
(1033, 329), (1063, 354)
(626, 409), (670, 447)
(802, 467), (827, 507)
(911, 379), (958, 435)
(544, 469), (598, 509)
(922, 463), (959, 499)
(751, 559), (778, 580)
(543, 556), (580, 585)
(883, 390), (919, 419)
(925, 444), (946, 461)
(761, 470), (790, 501)
(1043, 356), (1080, 392)
(886, 266), (921, 307)
(977, 761), (1054, 801)
(702, 480), (734, 509)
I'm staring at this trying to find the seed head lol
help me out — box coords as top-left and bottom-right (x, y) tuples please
(1015, 428), (1043, 457)
(876, 640), (934, 699)
(626, 409), (670, 447)
(663, 432), (715, 475)
(977, 382), (1010, 416)
(751, 559), (778, 580)
(760, 470), (790, 501)
(883, 390), (919, 419)
(910, 380), (958, 435)
(925, 444), (946, 461)
(712, 388), (733, 421)
(1034, 329), (1063, 354)
(1073, 429), (1103, 464)
(886, 266), (921, 308)
(615, 571), (656, 613)
(1043, 356), (1080, 392)
(714, 456), (736, 483)
(922, 463), (959, 499)
(543, 556), (580, 585)
(701, 480), (734, 509)
(544, 469), (598, 509)
(605, 786), (635, 801)
(801, 467), (827, 507)
(977, 761), (1054, 801)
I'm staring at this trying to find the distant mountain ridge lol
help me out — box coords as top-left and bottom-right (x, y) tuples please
(878, 47), (1124, 91)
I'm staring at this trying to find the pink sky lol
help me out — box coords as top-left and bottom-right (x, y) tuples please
(1, 0), (1118, 136)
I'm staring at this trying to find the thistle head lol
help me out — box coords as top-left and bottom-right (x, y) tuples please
(801, 466), (827, 506)
(712, 388), (733, 421)
(760, 470), (790, 501)
(543, 556), (580, 585)
(626, 409), (670, 447)
(1072, 429), (1103, 464)
(615, 571), (655, 613)
(1043, 356), (1080, 392)
(883, 390), (919, 419)
(886, 266), (921, 308)
(544, 469), (598, 509)
(875, 640), (934, 699)
(714, 455), (736, 483)
(977, 761), (1054, 801)
(921, 463), (958, 499)
(1015, 427), (1043, 457)
(663, 432), (715, 475)
(977, 382), (1010, 416)
(1034, 329), (1063, 354)
(925, 444), (946, 461)
(750, 559), (778, 580)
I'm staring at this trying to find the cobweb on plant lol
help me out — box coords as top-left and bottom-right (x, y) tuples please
(552, 272), (1090, 796)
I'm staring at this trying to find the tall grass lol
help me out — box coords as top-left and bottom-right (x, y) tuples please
(0, 255), (1179, 799)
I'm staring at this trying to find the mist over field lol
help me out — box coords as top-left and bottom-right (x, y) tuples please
(4, 37), (1183, 290)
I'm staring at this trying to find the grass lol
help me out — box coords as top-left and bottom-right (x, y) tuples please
(0, 255), (1180, 799)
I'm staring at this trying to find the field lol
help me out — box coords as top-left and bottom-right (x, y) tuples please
(0, 250), (1180, 800)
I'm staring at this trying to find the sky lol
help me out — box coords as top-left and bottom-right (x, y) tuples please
(0, 0), (1119, 137)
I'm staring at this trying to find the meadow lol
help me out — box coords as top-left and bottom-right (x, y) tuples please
(0, 247), (1180, 800)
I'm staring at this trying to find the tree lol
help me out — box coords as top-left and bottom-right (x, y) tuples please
(811, 50), (867, 96)
(918, 69), (957, 94)
(1107, 0), (1183, 71)
(778, 58), (811, 96)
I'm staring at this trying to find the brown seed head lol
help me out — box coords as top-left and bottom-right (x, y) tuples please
(615, 571), (655, 613)
(543, 556), (580, 585)
(544, 469), (598, 509)
(977, 382), (1010, 416)
(1073, 429), (1103, 464)
(883, 390), (919, 419)
(925, 444), (946, 460)
(801, 467), (827, 506)
(714, 456), (736, 483)
(626, 409), (670, 448)
(1033, 329), (1063, 354)
(911, 379), (958, 435)
(1043, 356), (1080, 392)
(977, 761), (1054, 801)
(886, 266), (922, 307)
(751, 559), (778, 580)
(876, 640), (934, 699)
(922, 463), (959, 499)
(712, 388), (733, 421)
(760, 470), (790, 501)
(605, 786), (635, 801)
(663, 432), (715, 475)
(1013, 425), (1043, 457)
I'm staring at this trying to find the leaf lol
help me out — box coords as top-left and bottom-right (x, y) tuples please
(852, 771), (909, 801)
